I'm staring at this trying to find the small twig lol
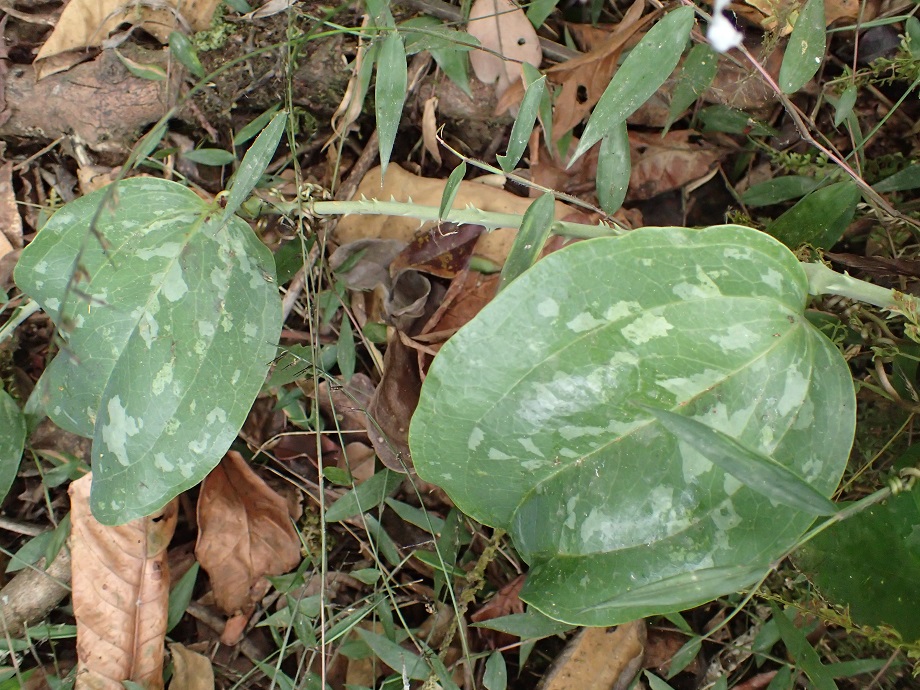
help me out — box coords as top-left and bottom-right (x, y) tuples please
(0, 517), (45, 537)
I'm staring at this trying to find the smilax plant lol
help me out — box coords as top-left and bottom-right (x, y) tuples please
(3, 1), (919, 632)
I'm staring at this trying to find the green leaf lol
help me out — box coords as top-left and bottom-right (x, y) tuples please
(401, 18), (479, 54)
(873, 163), (920, 192)
(497, 75), (545, 173)
(767, 180), (860, 249)
(907, 16), (920, 58)
(641, 406), (837, 515)
(779, 0), (827, 93)
(794, 486), (920, 641)
(499, 193), (555, 292)
(385, 497), (446, 534)
(697, 105), (778, 136)
(645, 671), (677, 690)
(411, 224), (854, 625)
(14, 178), (282, 524)
(664, 43), (718, 133)
(833, 85), (857, 127)
(0, 390), (25, 504)
(527, 0), (562, 28)
(114, 50), (167, 81)
(769, 603), (838, 690)
(596, 120), (630, 214)
(439, 162), (466, 220)
(234, 105), (282, 146)
(375, 32), (408, 175)
(570, 7), (693, 165)
(355, 629), (428, 681)
(483, 651), (507, 690)
(167, 562), (199, 632)
(741, 176), (823, 206)
(325, 469), (402, 523)
(222, 111), (287, 222)
(6, 531), (52, 573)
(182, 148), (236, 166)
(337, 318), (356, 381)
(667, 637), (701, 678)
(169, 31), (205, 78)
(471, 609), (575, 639)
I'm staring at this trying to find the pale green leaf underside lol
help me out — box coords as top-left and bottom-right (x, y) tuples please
(14, 178), (281, 524)
(410, 225), (855, 625)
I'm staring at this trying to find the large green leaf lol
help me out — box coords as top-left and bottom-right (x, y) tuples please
(410, 224), (855, 625)
(14, 178), (281, 524)
(794, 481), (920, 642)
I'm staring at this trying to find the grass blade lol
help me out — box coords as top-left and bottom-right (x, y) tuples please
(375, 32), (408, 175)
(641, 405), (837, 516)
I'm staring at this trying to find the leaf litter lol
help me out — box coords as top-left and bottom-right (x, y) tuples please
(0, 0), (919, 687)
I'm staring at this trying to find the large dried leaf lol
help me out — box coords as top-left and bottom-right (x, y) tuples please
(195, 451), (301, 614)
(35, 0), (220, 79)
(168, 643), (214, 690)
(628, 131), (729, 201)
(467, 0), (542, 99)
(545, 0), (646, 140)
(70, 473), (177, 690)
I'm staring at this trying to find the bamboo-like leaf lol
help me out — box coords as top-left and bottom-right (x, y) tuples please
(498, 193), (555, 291)
(596, 120), (630, 214)
(497, 75), (546, 173)
(640, 405), (837, 515)
(664, 43), (718, 133)
(439, 162), (466, 219)
(779, 0), (826, 93)
(375, 32), (408, 175)
(222, 111), (287, 222)
(570, 7), (693, 165)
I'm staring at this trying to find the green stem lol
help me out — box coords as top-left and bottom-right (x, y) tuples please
(801, 261), (917, 311)
(0, 300), (41, 345)
(306, 200), (623, 239)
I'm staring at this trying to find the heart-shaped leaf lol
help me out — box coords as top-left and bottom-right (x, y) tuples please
(15, 178), (281, 524)
(410, 224), (855, 625)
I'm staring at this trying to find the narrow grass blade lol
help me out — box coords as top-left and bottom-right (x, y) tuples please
(439, 162), (466, 219)
(375, 32), (408, 175)
(222, 111), (287, 221)
(779, 0), (826, 93)
(498, 193), (555, 291)
(169, 31), (204, 78)
(641, 405), (837, 515)
(665, 43), (717, 133)
(770, 603), (839, 690)
(497, 75), (546, 173)
(570, 6), (693, 165)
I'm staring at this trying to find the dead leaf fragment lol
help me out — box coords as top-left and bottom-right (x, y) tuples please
(70, 473), (177, 690)
(35, 0), (220, 79)
(539, 620), (647, 690)
(628, 131), (730, 201)
(168, 643), (214, 690)
(468, 0), (542, 99)
(195, 451), (302, 614)
(0, 162), (22, 251)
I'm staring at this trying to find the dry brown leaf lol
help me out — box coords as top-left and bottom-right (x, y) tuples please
(365, 332), (420, 472)
(0, 162), (22, 251)
(421, 96), (441, 165)
(35, 0), (220, 79)
(628, 131), (730, 201)
(545, 0), (648, 139)
(195, 451), (302, 614)
(334, 165), (572, 266)
(541, 621), (647, 690)
(167, 644), (214, 690)
(467, 0), (542, 100)
(736, 0), (876, 33)
(70, 473), (177, 690)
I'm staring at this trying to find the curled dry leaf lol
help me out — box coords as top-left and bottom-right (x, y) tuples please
(70, 472), (177, 690)
(0, 162), (22, 251)
(467, 0), (542, 100)
(168, 643), (214, 690)
(195, 451), (302, 614)
(421, 96), (442, 165)
(35, 0), (220, 79)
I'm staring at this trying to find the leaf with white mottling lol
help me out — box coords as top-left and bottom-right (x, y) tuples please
(411, 225), (854, 625)
(15, 178), (281, 524)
